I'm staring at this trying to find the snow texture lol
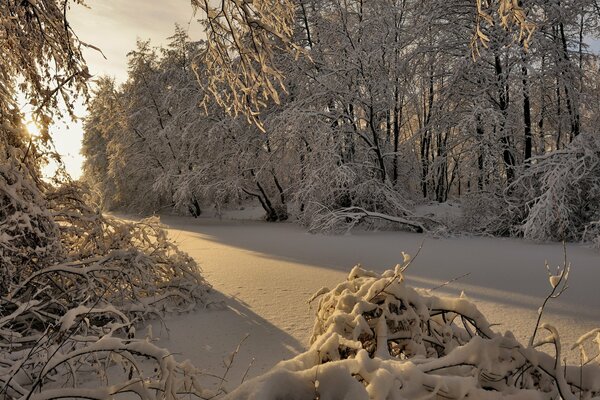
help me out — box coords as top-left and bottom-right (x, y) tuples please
(143, 215), (600, 396)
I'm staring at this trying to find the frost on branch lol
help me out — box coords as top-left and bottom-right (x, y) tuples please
(228, 262), (600, 399)
(472, 0), (535, 57)
(0, 0), (90, 131)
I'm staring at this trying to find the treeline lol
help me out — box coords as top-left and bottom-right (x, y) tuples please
(82, 0), (600, 244)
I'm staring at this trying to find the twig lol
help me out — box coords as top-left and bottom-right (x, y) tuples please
(430, 272), (471, 292)
(217, 333), (250, 395)
(240, 357), (255, 384)
(368, 240), (424, 302)
(529, 242), (570, 347)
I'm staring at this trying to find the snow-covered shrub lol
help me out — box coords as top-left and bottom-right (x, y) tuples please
(295, 157), (427, 233)
(1, 160), (212, 399)
(457, 133), (600, 242)
(0, 150), (63, 291)
(227, 259), (600, 399)
(458, 189), (521, 236)
(583, 220), (600, 249)
(511, 133), (600, 243)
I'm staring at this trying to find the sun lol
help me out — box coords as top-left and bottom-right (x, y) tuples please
(25, 121), (41, 139)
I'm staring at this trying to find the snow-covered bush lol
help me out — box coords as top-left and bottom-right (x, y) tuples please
(0, 152), (62, 290)
(456, 133), (600, 243)
(1, 155), (212, 399)
(303, 180), (425, 234)
(583, 220), (600, 249)
(510, 133), (600, 243)
(458, 190), (521, 236)
(1, 3), (214, 397)
(227, 258), (600, 399)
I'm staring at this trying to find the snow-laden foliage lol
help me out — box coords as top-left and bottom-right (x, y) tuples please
(227, 260), (600, 399)
(0, 0), (89, 143)
(192, 0), (534, 125)
(191, 0), (298, 129)
(0, 154), (211, 400)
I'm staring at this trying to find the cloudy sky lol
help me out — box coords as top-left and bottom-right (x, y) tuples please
(47, 0), (205, 179)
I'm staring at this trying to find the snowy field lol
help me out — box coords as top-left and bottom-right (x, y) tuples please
(134, 214), (600, 393)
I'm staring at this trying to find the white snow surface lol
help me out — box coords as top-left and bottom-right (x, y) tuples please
(140, 215), (600, 393)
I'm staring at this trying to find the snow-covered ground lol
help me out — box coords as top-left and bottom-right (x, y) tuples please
(145, 215), (600, 393)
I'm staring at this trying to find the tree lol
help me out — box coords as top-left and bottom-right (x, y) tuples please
(192, 0), (535, 127)
(1, 0), (89, 143)
(1, 4), (211, 400)
(81, 0), (600, 240)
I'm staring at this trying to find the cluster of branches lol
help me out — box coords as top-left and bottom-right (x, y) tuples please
(0, 0), (90, 139)
(509, 133), (600, 243)
(191, 0), (298, 129)
(226, 258), (600, 399)
(83, 0), (600, 243)
(0, 145), (213, 399)
(195, 0), (536, 124)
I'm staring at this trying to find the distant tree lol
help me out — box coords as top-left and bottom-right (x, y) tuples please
(81, 77), (121, 208)
(82, 1), (600, 241)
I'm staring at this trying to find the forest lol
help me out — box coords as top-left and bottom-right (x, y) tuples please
(1, 0), (600, 399)
(80, 0), (600, 245)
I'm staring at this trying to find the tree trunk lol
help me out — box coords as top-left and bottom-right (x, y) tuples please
(393, 92), (403, 185)
(538, 54), (546, 154)
(368, 104), (387, 183)
(559, 20), (580, 139)
(421, 70), (435, 198)
(494, 53), (516, 183)
(476, 114), (485, 191)
(521, 52), (532, 163)
(189, 196), (202, 218)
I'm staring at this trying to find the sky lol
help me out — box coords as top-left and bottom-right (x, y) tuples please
(44, 0), (205, 179)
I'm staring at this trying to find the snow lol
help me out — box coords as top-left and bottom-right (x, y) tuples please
(199, 205), (267, 221)
(414, 201), (463, 227)
(132, 214), (600, 394)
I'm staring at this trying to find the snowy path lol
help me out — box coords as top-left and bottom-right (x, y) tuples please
(147, 216), (600, 391)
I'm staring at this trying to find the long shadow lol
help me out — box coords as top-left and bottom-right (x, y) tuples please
(159, 215), (600, 324)
(149, 287), (304, 392)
